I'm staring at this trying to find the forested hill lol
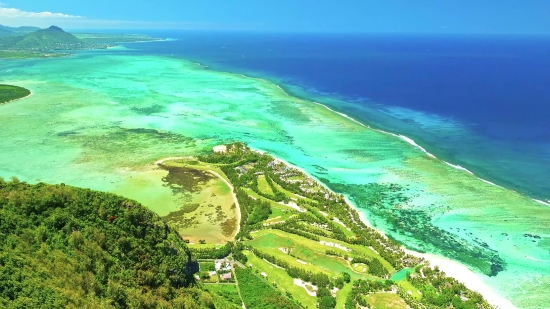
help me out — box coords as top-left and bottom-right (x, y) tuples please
(0, 26), (104, 51)
(0, 178), (218, 308)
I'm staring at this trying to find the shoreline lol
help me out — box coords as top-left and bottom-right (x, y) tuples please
(313, 101), (550, 206)
(247, 145), (514, 309)
(85, 49), (546, 203)
(0, 90), (32, 105)
(402, 249), (516, 309)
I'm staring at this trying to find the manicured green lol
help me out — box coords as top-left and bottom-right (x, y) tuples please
(257, 175), (275, 196)
(243, 251), (318, 308)
(0, 84), (30, 103)
(396, 279), (422, 300)
(234, 267), (298, 309)
(365, 293), (409, 309)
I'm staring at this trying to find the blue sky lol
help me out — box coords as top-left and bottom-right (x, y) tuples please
(1, 0), (550, 34)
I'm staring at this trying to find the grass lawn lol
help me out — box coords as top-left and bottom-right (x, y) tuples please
(335, 279), (355, 308)
(188, 243), (221, 249)
(243, 250), (318, 309)
(271, 180), (316, 203)
(242, 187), (297, 225)
(364, 292), (409, 309)
(352, 263), (369, 273)
(234, 267), (298, 309)
(204, 284), (242, 306)
(247, 230), (380, 280)
(257, 175), (275, 196)
(286, 175), (305, 181)
(250, 229), (393, 273)
(396, 279), (422, 300)
(291, 245), (372, 280)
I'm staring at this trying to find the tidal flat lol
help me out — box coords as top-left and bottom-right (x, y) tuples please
(0, 51), (549, 308)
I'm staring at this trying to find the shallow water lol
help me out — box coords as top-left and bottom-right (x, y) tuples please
(1, 51), (549, 308)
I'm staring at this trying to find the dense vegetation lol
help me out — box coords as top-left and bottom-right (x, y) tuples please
(0, 178), (223, 308)
(234, 267), (298, 309)
(0, 26), (84, 50)
(0, 24), (159, 58)
(0, 85), (31, 104)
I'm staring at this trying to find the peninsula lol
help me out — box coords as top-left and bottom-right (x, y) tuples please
(156, 143), (495, 309)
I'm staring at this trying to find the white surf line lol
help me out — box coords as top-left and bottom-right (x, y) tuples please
(315, 102), (437, 159)
(444, 162), (475, 175)
(313, 102), (535, 196)
(525, 256), (547, 263)
(533, 199), (550, 207)
(477, 178), (504, 188)
(395, 134), (437, 158)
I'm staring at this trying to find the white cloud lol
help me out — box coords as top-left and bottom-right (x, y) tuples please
(0, 6), (82, 19)
(0, 4), (261, 30)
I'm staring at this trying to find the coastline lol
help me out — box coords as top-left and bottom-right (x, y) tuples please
(162, 52), (545, 202)
(402, 249), (516, 309)
(2, 51), (533, 308)
(205, 61), (546, 202)
(0, 90), (32, 105)
(312, 101), (550, 206)
(249, 145), (514, 309)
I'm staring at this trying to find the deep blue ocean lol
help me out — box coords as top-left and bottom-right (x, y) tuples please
(125, 31), (550, 200)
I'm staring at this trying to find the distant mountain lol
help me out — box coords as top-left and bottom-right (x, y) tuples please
(0, 25), (105, 51)
(0, 24), (40, 37)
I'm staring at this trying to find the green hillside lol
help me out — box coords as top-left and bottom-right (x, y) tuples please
(0, 178), (220, 308)
(0, 26), (103, 51)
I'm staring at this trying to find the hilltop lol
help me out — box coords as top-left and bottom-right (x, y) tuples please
(0, 179), (237, 308)
(0, 25), (164, 58)
(0, 25), (105, 51)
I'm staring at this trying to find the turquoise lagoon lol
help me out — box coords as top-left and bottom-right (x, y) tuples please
(1, 51), (549, 308)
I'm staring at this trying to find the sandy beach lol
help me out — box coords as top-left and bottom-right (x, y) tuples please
(402, 249), (516, 309)
(0, 90), (32, 105)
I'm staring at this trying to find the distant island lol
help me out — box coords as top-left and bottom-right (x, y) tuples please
(0, 25), (163, 59)
(0, 84), (31, 104)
